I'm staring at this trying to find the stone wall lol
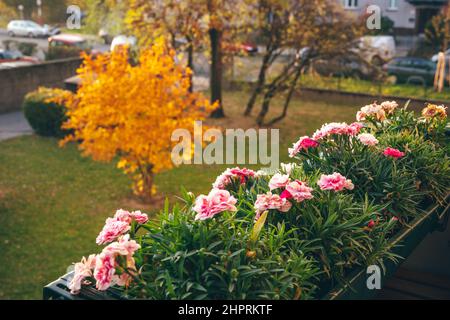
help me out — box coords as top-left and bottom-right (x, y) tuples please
(0, 57), (82, 114)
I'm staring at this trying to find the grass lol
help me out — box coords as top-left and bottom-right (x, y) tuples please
(0, 90), (361, 299)
(299, 74), (450, 102)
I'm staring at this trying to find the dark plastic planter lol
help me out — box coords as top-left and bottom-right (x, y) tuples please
(324, 196), (450, 300)
(43, 196), (450, 300)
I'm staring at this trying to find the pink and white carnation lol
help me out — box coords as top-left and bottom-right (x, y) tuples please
(347, 122), (364, 135)
(380, 101), (398, 114)
(103, 234), (141, 257)
(130, 210), (149, 224)
(383, 147), (405, 159)
(284, 180), (314, 203)
(288, 136), (319, 157)
(317, 172), (354, 192)
(268, 173), (290, 191)
(312, 122), (362, 140)
(96, 218), (131, 245)
(357, 133), (379, 146)
(69, 254), (97, 294)
(114, 209), (148, 224)
(313, 122), (349, 140)
(212, 167), (256, 189)
(193, 189), (237, 221)
(93, 251), (116, 291)
(254, 192), (292, 215)
(356, 103), (386, 122)
(93, 235), (141, 292)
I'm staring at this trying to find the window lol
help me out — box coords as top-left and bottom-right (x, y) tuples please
(388, 0), (398, 10)
(343, 0), (358, 9)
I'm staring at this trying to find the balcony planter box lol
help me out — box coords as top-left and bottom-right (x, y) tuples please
(43, 196), (449, 300)
(324, 195), (450, 300)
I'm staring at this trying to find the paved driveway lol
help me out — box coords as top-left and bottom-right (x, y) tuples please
(0, 111), (32, 141)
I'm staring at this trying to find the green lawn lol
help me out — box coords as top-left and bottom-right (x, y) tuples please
(0, 90), (361, 299)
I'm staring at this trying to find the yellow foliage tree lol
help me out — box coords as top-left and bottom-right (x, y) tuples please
(57, 37), (215, 201)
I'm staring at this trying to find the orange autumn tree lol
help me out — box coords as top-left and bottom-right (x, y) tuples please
(58, 37), (215, 201)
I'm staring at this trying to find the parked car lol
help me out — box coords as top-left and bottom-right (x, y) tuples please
(43, 24), (61, 37)
(223, 42), (258, 55)
(0, 49), (39, 63)
(47, 34), (94, 60)
(7, 20), (49, 38)
(383, 57), (437, 86)
(354, 35), (396, 66)
(313, 52), (380, 80)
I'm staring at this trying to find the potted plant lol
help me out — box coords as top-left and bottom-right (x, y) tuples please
(44, 102), (449, 300)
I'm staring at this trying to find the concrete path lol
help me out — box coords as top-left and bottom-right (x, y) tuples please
(0, 111), (32, 141)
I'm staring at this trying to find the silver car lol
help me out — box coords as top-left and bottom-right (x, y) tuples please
(7, 20), (48, 38)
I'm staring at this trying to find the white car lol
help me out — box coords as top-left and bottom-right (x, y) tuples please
(354, 36), (396, 66)
(7, 20), (48, 38)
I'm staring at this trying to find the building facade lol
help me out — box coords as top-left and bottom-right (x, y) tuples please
(339, 0), (448, 34)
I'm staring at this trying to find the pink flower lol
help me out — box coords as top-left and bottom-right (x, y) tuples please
(93, 252), (116, 291)
(92, 235), (141, 291)
(96, 218), (131, 245)
(285, 180), (314, 203)
(367, 220), (376, 229)
(356, 103), (386, 121)
(254, 192), (292, 215)
(317, 173), (354, 192)
(280, 189), (292, 199)
(312, 122), (362, 140)
(229, 167), (256, 180)
(380, 101), (398, 114)
(114, 209), (149, 224)
(288, 136), (319, 157)
(114, 209), (132, 222)
(193, 189), (237, 220)
(313, 122), (347, 140)
(69, 254), (97, 294)
(268, 173), (290, 191)
(357, 133), (379, 146)
(212, 167), (256, 189)
(347, 122), (364, 135)
(130, 210), (149, 224)
(383, 147), (405, 159)
(103, 234), (141, 257)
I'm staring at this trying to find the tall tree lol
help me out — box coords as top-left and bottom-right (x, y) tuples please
(244, 0), (362, 126)
(126, 0), (207, 92)
(126, 0), (254, 118)
(54, 38), (215, 202)
(205, 0), (254, 118)
(82, 0), (127, 35)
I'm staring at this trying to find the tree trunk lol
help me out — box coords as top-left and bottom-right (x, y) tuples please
(256, 87), (276, 126)
(209, 28), (225, 118)
(266, 65), (303, 126)
(244, 51), (271, 116)
(187, 36), (194, 93)
(134, 164), (154, 203)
